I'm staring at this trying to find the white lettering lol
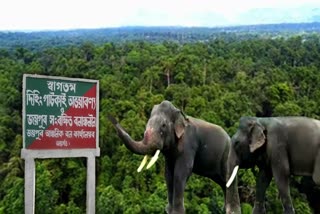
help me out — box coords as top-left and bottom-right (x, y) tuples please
(56, 140), (69, 147)
(26, 90), (43, 106)
(68, 96), (96, 109)
(73, 130), (95, 139)
(56, 114), (73, 126)
(43, 92), (67, 108)
(49, 115), (55, 125)
(26, 129), (44, 140)
(26, 114), (47, 128)
(65, 131), (73, 138)
(47, 81), (76, 93)
(73, 115), (96, 127)
(45, 128), (64, 138)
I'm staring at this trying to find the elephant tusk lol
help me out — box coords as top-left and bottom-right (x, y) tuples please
(146, 150), (161, 169)
(137, 155), (149, 172)
(226, 165), (239, 188)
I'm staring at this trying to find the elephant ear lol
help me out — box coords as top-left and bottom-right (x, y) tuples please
(174, 110), (188, 139)
(249, 122), (266, 153)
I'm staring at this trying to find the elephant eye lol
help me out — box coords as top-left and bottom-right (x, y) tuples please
(160, 123), (167, 130)
(160, 123), (166, 135)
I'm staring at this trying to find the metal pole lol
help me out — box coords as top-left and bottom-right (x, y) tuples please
(25, 158), (35, 214)
(86, 155), (96, 214)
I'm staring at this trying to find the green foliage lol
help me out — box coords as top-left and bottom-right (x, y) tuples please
(35, 163), (59, 213)
(241, 203), (253, 214)
(142, 184), (167, 213)
(273, 101), (302, 116)
(267, 82), (295, 106)
(97, 185), (124, 214)
(291, 187), (312, 214)
(53, 201), (83, 214)
(1, 32), (320, 213)
(0, 177), (24, 214)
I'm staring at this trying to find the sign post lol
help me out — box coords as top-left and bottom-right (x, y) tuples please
(21, 74), (100, 214)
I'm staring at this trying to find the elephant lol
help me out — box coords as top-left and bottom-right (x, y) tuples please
(226, 116), (320, 214)
(108, 100), (241, 214)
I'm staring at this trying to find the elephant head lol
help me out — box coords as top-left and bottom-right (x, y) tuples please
(226, 116), (266, 187)
(108, 100), (188, 172)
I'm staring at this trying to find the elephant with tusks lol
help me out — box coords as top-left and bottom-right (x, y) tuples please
(109, 100), (241, 214)
(227, 116), (320, 214)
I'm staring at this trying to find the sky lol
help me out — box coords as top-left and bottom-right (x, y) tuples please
(0, 0), (320, 31)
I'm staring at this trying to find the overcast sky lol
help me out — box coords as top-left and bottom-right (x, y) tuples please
(1, 0), (319, 31)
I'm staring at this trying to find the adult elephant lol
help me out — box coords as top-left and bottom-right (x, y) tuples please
(226, 116), (320, 214)
(108, 100), (240, 214)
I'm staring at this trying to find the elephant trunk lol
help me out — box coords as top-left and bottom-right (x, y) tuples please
(108, 115), (158, 155)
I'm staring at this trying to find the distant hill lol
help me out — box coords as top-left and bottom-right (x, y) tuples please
(1, 23), (320, 50)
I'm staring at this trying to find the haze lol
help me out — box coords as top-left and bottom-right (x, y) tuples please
(1, 0), (320, 31)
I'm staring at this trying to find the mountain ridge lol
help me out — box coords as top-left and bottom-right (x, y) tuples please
(1, 22), (320, 50)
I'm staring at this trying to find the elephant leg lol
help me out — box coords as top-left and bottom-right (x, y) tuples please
(271, 154), (295, 214)
(312, 150), (320, 185)
(213, 176), (227, 213)
(215, 177), (226, 206)
(225, 176), (241, 214)
(253, 168), (272, 214)
(171, 155), (193, 214)
(165, 156), (174, 213)
(225, 147), (241, 214)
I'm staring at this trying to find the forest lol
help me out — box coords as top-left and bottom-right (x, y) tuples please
(1, 28), (320, 213)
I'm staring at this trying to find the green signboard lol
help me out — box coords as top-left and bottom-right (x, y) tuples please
(23, 74), (99, 149)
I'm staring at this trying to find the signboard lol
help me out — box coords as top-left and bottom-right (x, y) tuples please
(22, 74), (99, 214)
(23, 74), (99, 150)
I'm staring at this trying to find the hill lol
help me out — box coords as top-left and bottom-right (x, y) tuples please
(1, 23), (320, 50)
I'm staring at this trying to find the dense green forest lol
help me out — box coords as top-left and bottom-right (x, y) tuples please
(1, 28), (320, 214)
